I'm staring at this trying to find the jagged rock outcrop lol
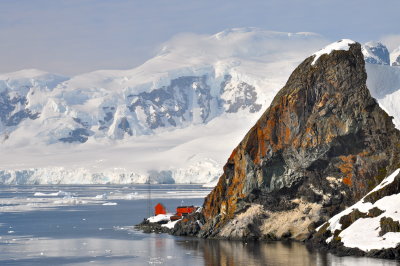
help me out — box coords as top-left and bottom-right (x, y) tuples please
(173, 41), (400, 241)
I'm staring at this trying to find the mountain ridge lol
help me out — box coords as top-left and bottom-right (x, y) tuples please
(1, 29), (400, 185)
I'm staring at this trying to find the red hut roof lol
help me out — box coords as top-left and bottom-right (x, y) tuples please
(176, 205), (196, 216)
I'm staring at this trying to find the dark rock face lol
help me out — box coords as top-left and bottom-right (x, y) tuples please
(127, 76), (208, 130)
(174, 43), (400, 241)
(59, 128), (92, 143)
(126, 75), (261, 130)
(135, 219), (171, 234)
(379, 217), (400, 236)
(98, 106), (116, 131)
(118, 117), (133, 136)
(170, 212), (205, 236)
(0, 91), (39, 128)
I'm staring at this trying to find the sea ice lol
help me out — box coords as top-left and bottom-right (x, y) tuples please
(102, 202), (118, 206)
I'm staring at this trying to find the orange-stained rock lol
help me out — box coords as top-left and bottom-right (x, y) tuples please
(173, 42), (400, 240)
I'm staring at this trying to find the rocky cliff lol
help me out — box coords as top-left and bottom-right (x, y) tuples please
(173, 41), (400, 242)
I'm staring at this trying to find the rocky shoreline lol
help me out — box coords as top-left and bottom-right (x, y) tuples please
(136, 217), (400, 260)
(307, 238), (400, 260)
(134, 219), (172, 234)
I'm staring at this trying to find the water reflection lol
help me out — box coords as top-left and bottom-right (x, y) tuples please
(1, 185), (400, 266)
(176, 239), (400, 266)
(177, 240), (316, 266)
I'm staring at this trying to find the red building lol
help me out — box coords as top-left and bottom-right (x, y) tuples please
(154, 203), (167, 215)
(176, 206), (196, 217)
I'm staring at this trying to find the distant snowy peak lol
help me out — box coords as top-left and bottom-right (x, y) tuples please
(2, 29), (400, 187)
(0, 31), (399, 148)
(311, 39), (355, 65)
(65, 28), (326, 95)
(0, 28), (329, 145)
(362, 41), (390, 65)
(391, 47), (400, 66)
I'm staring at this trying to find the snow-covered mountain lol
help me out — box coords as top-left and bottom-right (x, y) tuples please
(1, 28), (400, 185)
(0, 29), (328, 145)
(362, 42), (400, 128)
(0, 28), (329, 184)
(362, 41), (390, 65)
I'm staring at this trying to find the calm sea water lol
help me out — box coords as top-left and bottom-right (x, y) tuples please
(0, 185), (398, 266)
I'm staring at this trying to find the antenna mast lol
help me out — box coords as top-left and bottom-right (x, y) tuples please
(146, 176), (152, 218)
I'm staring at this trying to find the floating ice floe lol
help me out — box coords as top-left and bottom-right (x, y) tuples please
(124, 192), (139, 200)
(53, 198), (87, 205)
(94, 194), (108, 200)
(102, 202), (118, 206)
(34, 191), (73, 197)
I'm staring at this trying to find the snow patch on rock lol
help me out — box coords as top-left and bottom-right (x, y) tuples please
(311, 39), (355, 65)
(147, 214), (173, 223)
(161, 220), (179, 229)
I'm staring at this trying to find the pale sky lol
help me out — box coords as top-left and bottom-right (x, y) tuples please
(1, 0), (399, 75)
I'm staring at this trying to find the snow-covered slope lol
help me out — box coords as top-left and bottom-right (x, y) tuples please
(360, 42), (400, 128)
(366, 63), (400, 128)
(0, 28), (330, 185)
(318, 169), (400, 253)
(1, 30), (400, 185)
(0, 29), (329, 146)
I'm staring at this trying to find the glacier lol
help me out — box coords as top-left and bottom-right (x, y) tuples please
(1, 28), (400, 185)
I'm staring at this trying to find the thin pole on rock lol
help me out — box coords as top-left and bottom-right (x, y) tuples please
(147, 177), (152, 218)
